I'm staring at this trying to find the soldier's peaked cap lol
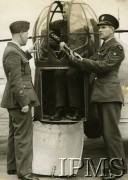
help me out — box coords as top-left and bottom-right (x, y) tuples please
(9, 21), (30, 34)
(97, 14), (119, 29)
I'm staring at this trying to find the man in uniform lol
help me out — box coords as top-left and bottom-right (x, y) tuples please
(1, 21), (40, 180)
(66, 14), (127, 179)
(49, 2), (84, 121)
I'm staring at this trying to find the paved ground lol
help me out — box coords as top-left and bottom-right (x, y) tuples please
(0, 106), (128, 180)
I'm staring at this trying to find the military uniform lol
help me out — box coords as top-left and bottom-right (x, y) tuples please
(49, 20), (84, 119)
(82, 38), (124, 104)
(69, 14), (127, 178)
(1, 21), (39, 178)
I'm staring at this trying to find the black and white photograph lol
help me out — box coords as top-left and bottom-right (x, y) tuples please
(0, 0), (128, 180)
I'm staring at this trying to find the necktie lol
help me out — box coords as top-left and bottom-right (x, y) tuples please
(101, 41), (105, 47)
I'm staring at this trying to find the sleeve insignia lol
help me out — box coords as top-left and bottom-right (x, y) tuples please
(108, 45), (123, 60)
(19, 89), (24, 95)
(117, 45), (123, 51)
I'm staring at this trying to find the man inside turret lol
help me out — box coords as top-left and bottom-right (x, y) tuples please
(48, 2), (85, 121)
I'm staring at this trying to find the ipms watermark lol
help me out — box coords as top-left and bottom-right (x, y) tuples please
(59, 158), (125, 177)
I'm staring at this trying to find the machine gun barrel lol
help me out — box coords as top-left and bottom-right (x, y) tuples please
(60, 42), (83, 61)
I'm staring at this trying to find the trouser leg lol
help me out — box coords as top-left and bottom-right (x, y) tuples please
(97, 102), (127, 175)
(67, 68), (84, 108)
(8, 108), (33, 178)
(7, 115), (16, 171)
(54, 69), (67, 108)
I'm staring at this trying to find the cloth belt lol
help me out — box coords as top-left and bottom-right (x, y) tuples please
(22, 75), (32, 81)
(96, 71), (118, 79)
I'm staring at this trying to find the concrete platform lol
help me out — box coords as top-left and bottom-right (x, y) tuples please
(0, 107), (128, 180)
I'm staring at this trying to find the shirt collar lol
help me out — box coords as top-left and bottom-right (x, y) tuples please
(11, 40), (21, 48)
(104, 37), (114, 44)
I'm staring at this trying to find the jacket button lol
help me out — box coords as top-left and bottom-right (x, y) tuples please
(95, 77), (97, 80)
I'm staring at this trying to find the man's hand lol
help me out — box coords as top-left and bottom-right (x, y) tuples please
(28, 41), (38, 53)
(21, 105), (29, 113)
(60, 42), (72, 56)
(71, 51), (83, 62)
(60, 42), (83, 62)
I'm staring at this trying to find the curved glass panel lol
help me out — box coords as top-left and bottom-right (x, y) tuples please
(81, 3), (100, 49)
(49, 2), (63, 22)
(33, 6), (49, 60)
(69, 0), (99, 56)
(69, 3), (88, 50)
(33, 0), (100, 66)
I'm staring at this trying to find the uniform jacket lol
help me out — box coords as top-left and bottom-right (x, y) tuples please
(1, 42), (40, 109)
(49, 20), (68, 43)
(79, 38), (124, 103)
